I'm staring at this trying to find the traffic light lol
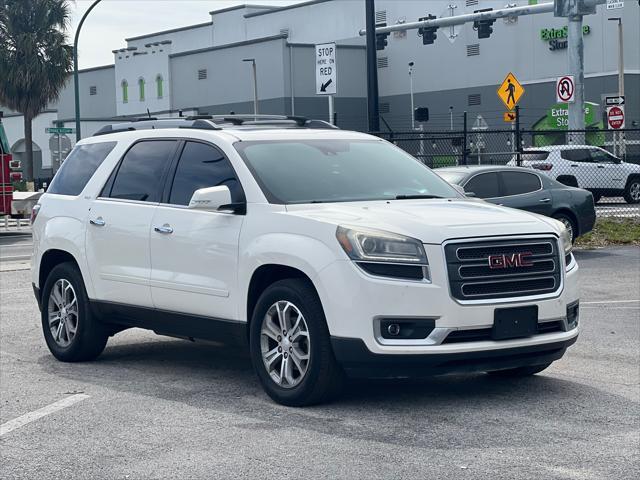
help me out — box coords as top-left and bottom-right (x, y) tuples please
(418, 15), (437, 45)
(375, 22), (390, 51)
(473, 8), (496, 39)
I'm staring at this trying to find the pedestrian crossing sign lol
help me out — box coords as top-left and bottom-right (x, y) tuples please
(498, 72), (524, 111)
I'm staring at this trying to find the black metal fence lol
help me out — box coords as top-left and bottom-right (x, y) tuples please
(373, 128), (640, 218)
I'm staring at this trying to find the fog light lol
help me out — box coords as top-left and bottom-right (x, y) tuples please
(379, 318), (436, 340)
(387, 323), (401, 336)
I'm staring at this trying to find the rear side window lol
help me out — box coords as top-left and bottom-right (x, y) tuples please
(561, 149), (590, 162)
(501, 172), (541, 196)
(47, 142), (116, 196)
(108, 141), (176, 202)
(464, 172), (501, 199)
(168, 141), (243, 206)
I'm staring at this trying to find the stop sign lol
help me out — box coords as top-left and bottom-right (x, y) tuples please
(607, 106), (625, 130)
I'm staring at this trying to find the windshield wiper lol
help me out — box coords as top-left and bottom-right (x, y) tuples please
(394, 194), (444, 200)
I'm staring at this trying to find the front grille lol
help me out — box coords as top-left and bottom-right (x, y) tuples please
(442, 321), (564, 344)
(445, 238), (562, 301)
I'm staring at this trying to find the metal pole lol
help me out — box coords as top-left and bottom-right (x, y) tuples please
(615, 18), (625, 158)
(567, 14), (585, 143)
(252, 61), (259, 115)
(515, 105), (522, 166)
(328, 96), (334, 125)
(449, 106), (453, 131)
(73, 0), (102, 142)
(409, 63), (415, 130)
(462, 111), (468, 166)
(365, 0), (380, 132)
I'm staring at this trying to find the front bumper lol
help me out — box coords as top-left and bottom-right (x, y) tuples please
(314, 242), (579, 362)
(331, 336), (577, 378)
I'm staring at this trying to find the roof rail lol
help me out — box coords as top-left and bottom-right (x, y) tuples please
(92, 114), (338, 137)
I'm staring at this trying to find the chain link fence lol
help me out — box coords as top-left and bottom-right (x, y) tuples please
(373, 128), (640, 218)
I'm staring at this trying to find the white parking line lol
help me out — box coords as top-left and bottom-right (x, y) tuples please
(0, 394), (90, 437)
(581, 300), (639, 305)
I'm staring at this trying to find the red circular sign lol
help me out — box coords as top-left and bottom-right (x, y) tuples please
(557, 76), (574, 102)
(608, 106), (625, 129)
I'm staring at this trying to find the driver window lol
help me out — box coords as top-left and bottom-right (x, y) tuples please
(589, 149), (617, 164)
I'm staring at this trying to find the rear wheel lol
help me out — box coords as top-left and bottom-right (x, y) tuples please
(487, 363), (551, 377)
(249, 279), (343, 406)
(553, 212), (577, 243)
(623, 178), (640, 204)
(41, 262), (108, 362)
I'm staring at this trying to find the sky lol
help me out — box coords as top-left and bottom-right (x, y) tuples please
(70, 0), (304, 69)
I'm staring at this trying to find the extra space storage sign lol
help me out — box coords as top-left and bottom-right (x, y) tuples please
(316, 43), (337, 95)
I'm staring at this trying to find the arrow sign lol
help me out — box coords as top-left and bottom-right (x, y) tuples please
(316, 42), (337, 95)
(320, 79), (333, 93)
(605, 95), (624, 106)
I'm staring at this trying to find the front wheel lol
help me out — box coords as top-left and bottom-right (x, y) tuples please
(249, 279), (343, 406)
(41, 262), (108, 362)
(487, 363), (551, 377)
(623, 178), (640, 204)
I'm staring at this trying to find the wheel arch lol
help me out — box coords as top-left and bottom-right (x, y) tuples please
(552, 208), (579, 237)
(38, 250), (83, 303)
(246, 264), (317, 336)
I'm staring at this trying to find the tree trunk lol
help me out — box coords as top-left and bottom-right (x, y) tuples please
(23, 114), (35, 182)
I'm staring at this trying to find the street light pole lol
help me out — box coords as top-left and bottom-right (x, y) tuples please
(408, 62), (414, 130)
(73, 0), (102, 142)
(608, 17), (624, 157)
(243, 59), (258, 116)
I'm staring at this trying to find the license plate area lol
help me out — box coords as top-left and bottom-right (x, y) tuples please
(492, 306), (538, 340)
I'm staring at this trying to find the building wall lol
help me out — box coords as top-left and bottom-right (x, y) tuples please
(55, 65), (116, 120)
(125, 23), (213, 55)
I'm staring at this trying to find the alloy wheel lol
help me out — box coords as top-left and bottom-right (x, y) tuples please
(260, 301), (310, 388)
(47, 279), (79, 348)
(630, 182), (640, 202)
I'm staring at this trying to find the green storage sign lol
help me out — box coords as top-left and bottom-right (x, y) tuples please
(547, 102), (596, 129)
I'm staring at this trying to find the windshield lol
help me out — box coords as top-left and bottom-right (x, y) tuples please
(436, 170), (467, 185)
(235, 139), (459, 204)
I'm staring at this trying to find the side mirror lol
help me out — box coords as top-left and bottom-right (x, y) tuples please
(188, 186), (238, 212)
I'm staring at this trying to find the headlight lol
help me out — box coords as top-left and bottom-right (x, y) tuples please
(559, 223), (573, 255)
(336, 226), (427, 264)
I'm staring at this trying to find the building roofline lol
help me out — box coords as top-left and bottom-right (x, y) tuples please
(287, 42), (366, 49)
(244, 0), (331, 18)
(79, 64), (114, 74)
(209, 4), (275, 15)
(169, 33), (288, 59)
(125, 21), (212, 42)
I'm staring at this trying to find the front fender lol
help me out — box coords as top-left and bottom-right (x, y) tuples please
(238, 232), (340, 321)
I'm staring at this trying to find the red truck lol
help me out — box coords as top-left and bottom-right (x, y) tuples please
(1, 114), (23, 215)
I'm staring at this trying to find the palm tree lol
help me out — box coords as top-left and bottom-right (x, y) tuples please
(0, 0), (73, 182)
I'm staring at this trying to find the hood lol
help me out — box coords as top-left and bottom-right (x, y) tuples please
(285, 199), (561, 244)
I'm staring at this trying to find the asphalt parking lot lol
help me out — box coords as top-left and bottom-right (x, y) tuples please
(0, 246), (638, 479)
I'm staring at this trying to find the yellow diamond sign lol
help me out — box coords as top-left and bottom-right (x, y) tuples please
(498, 72), (525, 111)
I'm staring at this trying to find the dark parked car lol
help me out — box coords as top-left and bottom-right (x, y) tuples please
(437, 166), (596, 242)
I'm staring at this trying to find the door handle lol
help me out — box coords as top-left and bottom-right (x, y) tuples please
(570, 164), (579, 167)
(597, 165), (605, 169)
(539, 198), (551, 203)
(154, 225), (174, 234)
(89, 217), (106, 227)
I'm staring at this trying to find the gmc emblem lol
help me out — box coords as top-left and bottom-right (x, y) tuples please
(488, 252), (534, 269)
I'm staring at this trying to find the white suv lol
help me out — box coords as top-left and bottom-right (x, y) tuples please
(31, 116), (579, 406)
(509, 145), (640, 204)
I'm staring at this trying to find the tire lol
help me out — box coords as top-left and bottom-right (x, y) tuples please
(623, 178), (640, 204)
(553, 212), (577, 243)
(249, 279), (344, 406)
(41, 262), (108, 362)
(487, 363), (551, 377)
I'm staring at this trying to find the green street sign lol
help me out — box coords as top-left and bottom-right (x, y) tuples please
(46, 127), (75, 134)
